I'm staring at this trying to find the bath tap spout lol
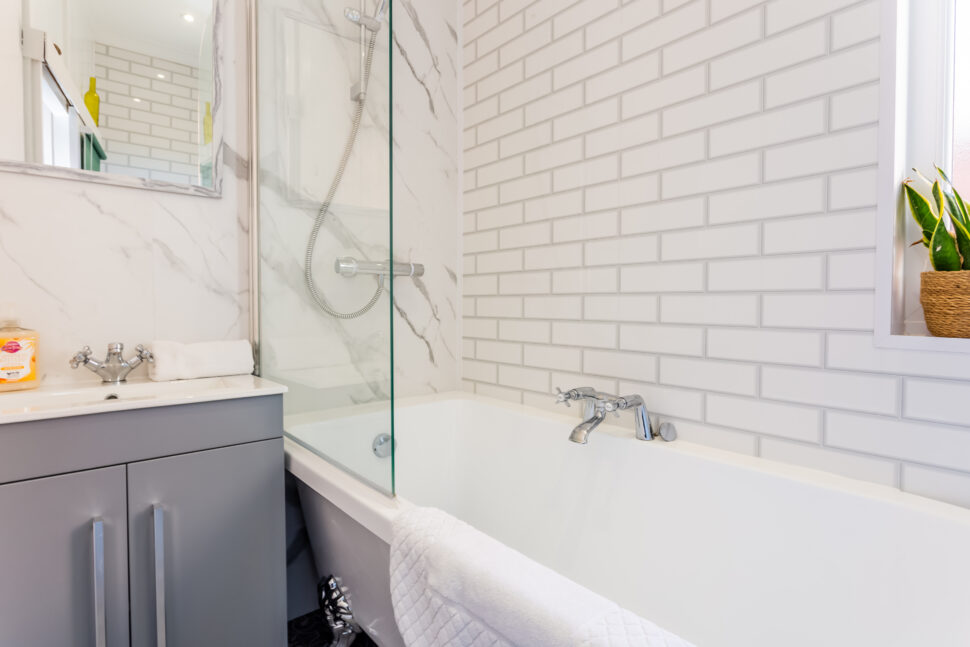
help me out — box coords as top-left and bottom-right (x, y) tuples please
(569, 409), (606, 444)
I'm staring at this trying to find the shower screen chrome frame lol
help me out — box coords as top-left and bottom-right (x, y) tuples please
(249, 0), (261, 371)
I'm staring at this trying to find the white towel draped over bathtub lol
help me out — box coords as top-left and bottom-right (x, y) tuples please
(389, 506), (696, 647)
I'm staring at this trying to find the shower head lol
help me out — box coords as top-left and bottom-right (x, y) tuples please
(344, 0), (386, 32)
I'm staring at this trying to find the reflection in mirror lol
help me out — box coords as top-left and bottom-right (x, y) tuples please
(1, 0), (216, 189)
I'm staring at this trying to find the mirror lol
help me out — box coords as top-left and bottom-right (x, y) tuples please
(0, 0), (219, 194)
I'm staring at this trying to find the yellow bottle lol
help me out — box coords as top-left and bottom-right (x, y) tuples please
(0, 315), (39, 392)
(203, 101), (213, 144)
(84, 77), (100, 127)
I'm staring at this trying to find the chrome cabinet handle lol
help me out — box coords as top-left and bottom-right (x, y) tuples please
(152, 505), (167, 647)
(92, 518), (106, 647)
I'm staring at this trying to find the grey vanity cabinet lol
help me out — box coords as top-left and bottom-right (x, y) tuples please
(0, 466), (131, 647)
(0, 395), (287, 646)
(128, 439), (286, 647)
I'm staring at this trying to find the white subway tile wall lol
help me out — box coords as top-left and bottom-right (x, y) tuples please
(461, 0), (970, 509)
(94, 43), (202, 184)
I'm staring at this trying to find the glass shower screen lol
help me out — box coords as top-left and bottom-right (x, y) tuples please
(255, 0), (394, 493)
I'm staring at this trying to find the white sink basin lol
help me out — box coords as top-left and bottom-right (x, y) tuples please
(0, 375), (286, 424)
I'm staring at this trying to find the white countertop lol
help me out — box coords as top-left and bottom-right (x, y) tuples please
(0, 375), (287, 425)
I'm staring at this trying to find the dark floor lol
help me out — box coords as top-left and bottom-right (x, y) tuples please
(288, 609), (379, 647)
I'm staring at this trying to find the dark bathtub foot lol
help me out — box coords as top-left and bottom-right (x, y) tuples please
(287, 609), (378, 647)
(320, 575), (364, 647)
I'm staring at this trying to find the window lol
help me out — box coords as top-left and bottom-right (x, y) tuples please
(877, 0), (970, 349)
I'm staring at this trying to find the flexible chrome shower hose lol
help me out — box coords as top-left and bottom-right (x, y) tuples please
(304, 31), (381, 319)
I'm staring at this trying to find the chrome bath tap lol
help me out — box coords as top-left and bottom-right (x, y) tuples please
(70, 343), (154, 384)
(554, 387), (677, 444)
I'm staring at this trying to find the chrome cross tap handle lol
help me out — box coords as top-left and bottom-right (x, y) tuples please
(554, 386), (596, 407)
(605, 403), (621, 418)
(69, 345), (94, 369)
(554, 387), (573, 407)
(554, 388), (570, 407)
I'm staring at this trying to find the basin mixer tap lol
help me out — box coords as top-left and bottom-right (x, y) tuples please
(70, 343), (154, 384)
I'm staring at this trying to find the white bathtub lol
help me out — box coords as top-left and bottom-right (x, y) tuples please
(286, 393), (970, 647)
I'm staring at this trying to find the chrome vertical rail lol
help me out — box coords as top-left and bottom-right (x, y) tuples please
(152, 505), (166, 647)
(248, 0), (262, 374)
(92, 518), (106, 647)
(356, 0), (366, 99)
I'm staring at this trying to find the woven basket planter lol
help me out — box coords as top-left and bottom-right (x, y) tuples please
(921, 270), (970, 338)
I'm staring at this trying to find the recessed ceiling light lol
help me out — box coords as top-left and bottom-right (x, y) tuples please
(182, 13), (195, 23)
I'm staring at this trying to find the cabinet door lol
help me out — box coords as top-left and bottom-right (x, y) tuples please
(0, 466), (130, 647)
(128, 439), (286, 647)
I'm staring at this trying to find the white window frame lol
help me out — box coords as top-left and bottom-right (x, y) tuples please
(876, 0), (970, 350)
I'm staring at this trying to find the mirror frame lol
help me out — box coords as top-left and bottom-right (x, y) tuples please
(0, 1), (227, 198)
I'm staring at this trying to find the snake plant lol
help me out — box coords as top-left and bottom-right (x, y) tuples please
(903, 166), (970, 271)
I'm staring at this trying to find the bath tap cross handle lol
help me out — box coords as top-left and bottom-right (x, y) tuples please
(603, 400), (622, 418)
(555, 386), (597, 407)
(554, 387), (572, 407)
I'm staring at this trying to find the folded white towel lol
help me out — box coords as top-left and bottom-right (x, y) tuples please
(147, 340), (254, 382)
(390, 506), (695, 647)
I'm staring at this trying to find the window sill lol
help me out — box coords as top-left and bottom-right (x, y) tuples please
(876, 331), (970, 353)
